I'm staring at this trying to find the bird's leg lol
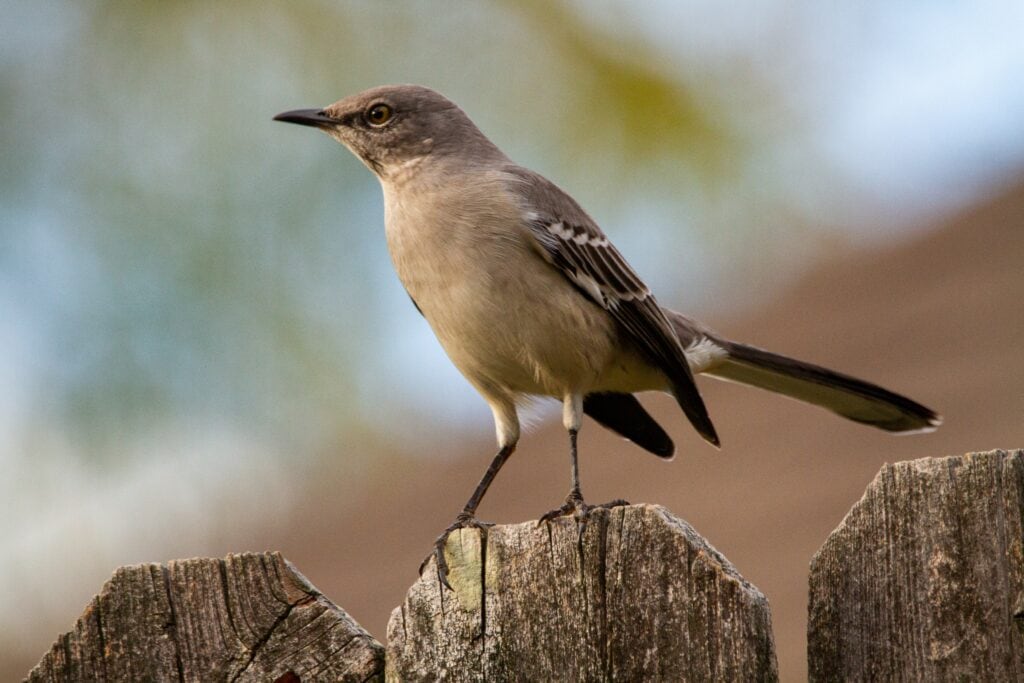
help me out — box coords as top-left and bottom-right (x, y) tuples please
(569, 426), (583, 504)
(420, 442), (515, 589)
(539, 428), (585, 520)
(538, 428), (629, 534)
(540, 395), (629, 534)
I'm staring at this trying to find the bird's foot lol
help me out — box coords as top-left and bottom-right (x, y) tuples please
(419, 511), (493, 590)
(538, 492), (629, 536)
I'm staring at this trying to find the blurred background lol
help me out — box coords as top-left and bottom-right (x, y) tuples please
(4, 1), (1024, 679)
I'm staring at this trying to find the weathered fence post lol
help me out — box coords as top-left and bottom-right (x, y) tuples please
(387, 503), (778, 681)
(31, 451), (1023, 681)
(808, 449), (1024, 681)
(25, 552), (384, 682)
(27, 506), (776, 682)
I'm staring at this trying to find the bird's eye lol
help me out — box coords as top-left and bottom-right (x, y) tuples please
(366, 103), (393, 126)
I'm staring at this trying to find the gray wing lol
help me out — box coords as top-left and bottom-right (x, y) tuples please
(505, 166), (719, 447)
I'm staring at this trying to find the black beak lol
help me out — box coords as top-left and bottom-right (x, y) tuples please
(273, 108), (339, 129)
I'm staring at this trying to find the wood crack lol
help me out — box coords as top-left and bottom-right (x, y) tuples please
(93, 597), (109, 681)
(230, 594), (314, 682)
(479, 527), (488, 646)
(27, 553), (384, 682)
(159, 564), (186, 683)
(217, 558), (241, 646)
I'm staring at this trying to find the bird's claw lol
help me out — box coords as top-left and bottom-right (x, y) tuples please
(537, 493), (629, 536)
(419, 511), (493, 590)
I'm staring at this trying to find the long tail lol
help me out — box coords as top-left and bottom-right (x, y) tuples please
(665, 309), (942, 434)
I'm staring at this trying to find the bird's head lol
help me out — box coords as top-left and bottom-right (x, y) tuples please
(274, 84), (505, 180)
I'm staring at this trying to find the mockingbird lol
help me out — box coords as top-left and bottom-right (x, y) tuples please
(275, 85), (940, 587)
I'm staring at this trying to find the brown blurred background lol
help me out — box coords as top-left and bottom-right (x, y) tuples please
(4, 2), (1023, 680)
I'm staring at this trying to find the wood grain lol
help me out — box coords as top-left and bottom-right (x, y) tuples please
(387, 503), (778, 681)
(26, 552), (383, 682)
(808, 449), (1024, 681)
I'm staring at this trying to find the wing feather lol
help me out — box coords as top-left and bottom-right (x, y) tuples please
(505, 166), (719, 446)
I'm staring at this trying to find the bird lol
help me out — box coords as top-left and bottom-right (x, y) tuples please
(274, 84), (941, 588)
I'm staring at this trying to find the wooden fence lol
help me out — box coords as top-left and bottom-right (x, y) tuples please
(26, 449), (1023, 681)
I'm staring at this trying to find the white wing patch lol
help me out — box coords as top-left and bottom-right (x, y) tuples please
(546, 221), (573, 240)
(527, 218), (650, 310)
(544, 221), (611, 248)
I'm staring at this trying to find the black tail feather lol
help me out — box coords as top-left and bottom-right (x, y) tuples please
(716, 341), (942, 433)
(584, 392), (675, 458)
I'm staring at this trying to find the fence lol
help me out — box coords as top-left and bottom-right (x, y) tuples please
(26, 449), (1023, 681)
